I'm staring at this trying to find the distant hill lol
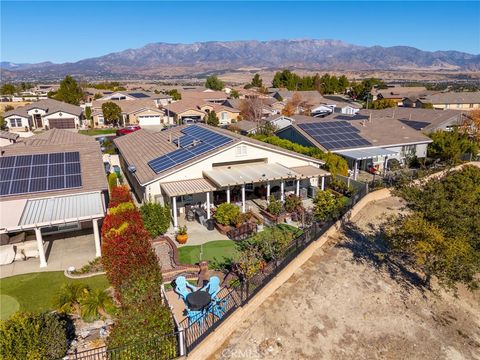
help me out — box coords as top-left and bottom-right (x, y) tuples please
(2, 39), (479, 80)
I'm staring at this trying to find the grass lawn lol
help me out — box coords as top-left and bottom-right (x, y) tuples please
(0, 272), (109, 320)
(178, 240), (238, 265)
(78, 129), (117, 136)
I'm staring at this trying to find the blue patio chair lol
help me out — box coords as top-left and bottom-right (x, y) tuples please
(187, 309), (206, 328)
(202, 276), (221, 300)
(211, 297), (229, 319)
(174, 276), (197, 301)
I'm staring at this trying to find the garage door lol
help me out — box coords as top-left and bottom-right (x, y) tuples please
(138, 115), (161, 126)
(48, 118), (75, 129)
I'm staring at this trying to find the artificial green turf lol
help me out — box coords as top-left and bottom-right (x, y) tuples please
(0, 272), (109, 320)
(78, 129), (117, 136)
(178, 240), (238, 265)
(0, 295), (19, 320)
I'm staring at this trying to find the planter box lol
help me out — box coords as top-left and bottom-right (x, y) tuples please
(215, 222), (233, 235)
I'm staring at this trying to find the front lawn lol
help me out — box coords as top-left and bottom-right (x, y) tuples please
(0, 272), (109, 320)
(178, 240), (238, 265)
(78, 129), (117, 136)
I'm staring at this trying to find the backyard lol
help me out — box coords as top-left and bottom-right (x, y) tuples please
(0, 272), (109, 320)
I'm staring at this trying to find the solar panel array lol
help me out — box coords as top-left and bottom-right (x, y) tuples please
(148, 125), (233, 173)
(129, 92), (149, 99)
(399, 119), (431, 131)
(298, 121), (372, 150)
(0, 152), (82, 196)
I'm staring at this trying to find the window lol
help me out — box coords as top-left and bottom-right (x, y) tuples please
(9, 118), (23, 127)
(470, 104), (474, 108)
(98, 116), (104, 125)
(221, 112), (228, 120)
(456, 104), (461, 109)
(285, 180), (294, 187)
(235, 145), (247, 157)
(245, 183), (254, 191)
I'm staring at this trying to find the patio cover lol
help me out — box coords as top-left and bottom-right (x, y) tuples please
(289, 165), (330, 178)
(333, 147), (398, 161)
(0, 191), (105, 233)
(204, 163), (298, 187)
(161, 178), (217, 197)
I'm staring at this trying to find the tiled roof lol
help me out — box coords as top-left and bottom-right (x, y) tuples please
(4, 99), (83, 118)
(418, 91), (480, 105)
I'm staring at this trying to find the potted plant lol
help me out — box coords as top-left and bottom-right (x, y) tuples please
(176, 225), (188, 244)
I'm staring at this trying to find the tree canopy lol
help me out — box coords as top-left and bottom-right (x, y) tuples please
(0, 83), (16, 95)
(205, 75), (225, 91)
(167, 89), (181, 100)
(205, 110), (219, 126)
(55, 75), (84, 105)
(428, 129), (478, 164)
(251, 74), (263, 88)
(101, 102), (122, 125)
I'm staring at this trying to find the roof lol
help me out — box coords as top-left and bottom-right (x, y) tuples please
(334, 147), (399, 160)
(234, 120), (259, 133)
(288, 165), (330, 178)
(161, 178), (217, 197)
(0, 192), (104, 232)
(163, 99), (206, 115)
(0, 129), (107, 201)
(92, 99), (160, 114)
(0, 130), (19, 141)
(373, 86), (433, 100)
(291, 113), (432, 151)
(417, 91), (480, 105)
(4, 99), (83, 118)
(114, 124), (325, 186)
(180, 90), (227, 101)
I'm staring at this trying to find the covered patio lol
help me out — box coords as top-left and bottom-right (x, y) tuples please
(0, 192), (105, 269)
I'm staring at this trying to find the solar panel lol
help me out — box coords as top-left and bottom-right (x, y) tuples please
(399, 119), (431, 131)
(129, 92), (149, 99)
(0, 151), (82, 197)
(148, 125), (233, 173)
(298, 121), (372, 151)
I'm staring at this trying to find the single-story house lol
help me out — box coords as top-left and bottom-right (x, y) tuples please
(416, 91), (480, 111)
(96, 91), (172, 106)
(163, 100), (241, 125)
(180, 90), (228, 104)
(233, 115), (294, 135)
(0, 129), (108, 268)
(372, 86), (434, 107)
(0, 130), (19, 147)
(114, 124), (329, 228)
(278, 113), (433, 179)
(3, 99), (84, 131)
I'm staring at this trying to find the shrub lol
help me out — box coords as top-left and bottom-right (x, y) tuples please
(53, 283), (89, 315)
(267, 196), (282, 216)
(140, 202), (171, 237)
(235, 211), (254, 226)
(108, 172), (117, 191)
(284, 194), (302, 213)
(0, 312), (69, 360)
(101, 207), (143, 238)
(109, 185), (133, 207)
(214, 202), (240, 226)
(109, 201), (135, 216)
(79, 289), (115, 321)
(313, 189), (345, 222)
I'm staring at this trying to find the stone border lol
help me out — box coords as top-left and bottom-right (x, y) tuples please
(187, 188), (392, 360)
(64, 269), (106, 279)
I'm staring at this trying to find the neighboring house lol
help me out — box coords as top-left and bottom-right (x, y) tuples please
(199, 103), (240, 125)
(233, 115), (294, 135)
(96, 91), (172, 106)
(372, 86), (434, 106)
(223, 98), (279, 119)
(278, 114), (433, 179)
(0, 130), (19, 147)
(3, 99), (84, 131)
(163, 99), (241, 125)
(180, 90), (228, 103)
(416, 92), (480, 110)
(114, 124), (329, 228)
(0, 129), (108, 268)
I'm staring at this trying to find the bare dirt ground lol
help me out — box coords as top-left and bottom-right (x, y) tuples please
(211, 197), (480, 360)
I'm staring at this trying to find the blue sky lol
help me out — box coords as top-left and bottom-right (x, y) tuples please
(1, 1), (479, 63)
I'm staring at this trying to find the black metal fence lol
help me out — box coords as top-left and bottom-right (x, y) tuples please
(61, 331), (180, 360)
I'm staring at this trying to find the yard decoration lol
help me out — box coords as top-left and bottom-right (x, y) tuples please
(176, 225), (188, 244)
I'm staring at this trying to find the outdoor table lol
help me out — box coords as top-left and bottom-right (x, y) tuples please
(186, 291), (211, 311)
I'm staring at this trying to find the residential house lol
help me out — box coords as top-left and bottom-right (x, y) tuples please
(163, 99), (240, 125)
(416, 91), (480, 111)
(0, 129), (108, 268)
(3, 99), (84, 131)
(278, 113), (433, 179)
(372, 86), (434, 107)
(180, 90), (228, 104)
(96, 91), (172, 107)
(114, 124), (329, 228)
(233, 115), (294, 135)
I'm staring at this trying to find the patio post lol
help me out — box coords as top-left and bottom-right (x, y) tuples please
(241, 184), (246, 213)
(321, 176), (325, 190)
(92, 218), (101, 257)
(34, 228), (47, 268)
(206, 192), (211, 219)
(172, 196), (178, 229)
(266, 181), (271, 199)
(353, 160), (358, 180)
(226, 186), (231, 203)
(280, 180), (285, 202)
(296, 179), (300, 196)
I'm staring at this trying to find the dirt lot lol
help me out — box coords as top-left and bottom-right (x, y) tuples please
(211, 197), (480, 360)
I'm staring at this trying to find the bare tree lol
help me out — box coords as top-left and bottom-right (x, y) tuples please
(240, 97), (264, 122)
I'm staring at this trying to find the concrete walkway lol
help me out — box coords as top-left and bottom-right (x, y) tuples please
(0, 230), (98, 278)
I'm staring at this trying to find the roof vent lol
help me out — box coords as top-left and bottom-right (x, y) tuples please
(128, 165), (136, 173)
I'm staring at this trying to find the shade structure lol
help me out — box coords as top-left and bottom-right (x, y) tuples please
(203, 163), (300, 187)
(333, 147), (398, 160)
(161, 178), (217, 197)
(289, 165), (330, 179)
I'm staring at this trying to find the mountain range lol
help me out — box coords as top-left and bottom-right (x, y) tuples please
(2, 39), (479, 81)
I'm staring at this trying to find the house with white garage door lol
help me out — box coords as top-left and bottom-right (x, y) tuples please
(114, 124), (329, 229)
(3, 99), (84, 131)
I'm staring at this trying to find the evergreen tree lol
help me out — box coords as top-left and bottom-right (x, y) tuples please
(205, 76), (224, 91)
(55, 75), (83, 105)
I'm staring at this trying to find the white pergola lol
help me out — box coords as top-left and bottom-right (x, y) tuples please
(0, 191), (105, 268)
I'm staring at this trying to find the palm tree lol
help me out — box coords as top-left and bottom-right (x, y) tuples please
(53, 283), (89, 315)
(80, 288), (114, 321)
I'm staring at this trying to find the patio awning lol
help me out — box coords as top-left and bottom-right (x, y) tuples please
(289, 165), (330, 178)
(333, 147), (398, 161)
(203, 163), (298, 187)
(161, 178), (217, 197)
(0, 191), (105, 233)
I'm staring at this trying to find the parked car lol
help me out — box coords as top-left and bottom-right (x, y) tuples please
(104, 161), (111, 174)
(116, 125), (141, 136)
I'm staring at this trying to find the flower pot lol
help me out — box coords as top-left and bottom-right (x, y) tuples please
(176, 234), (188, 244)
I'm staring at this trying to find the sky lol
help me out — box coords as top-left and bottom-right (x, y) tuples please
(1, 1), (479, 64)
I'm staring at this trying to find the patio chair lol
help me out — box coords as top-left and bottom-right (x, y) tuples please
(201, 276), (221, 300)
(187, 309), (206, 328)
(211, 297), (229, 319)
(174, 276), (197, 300)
